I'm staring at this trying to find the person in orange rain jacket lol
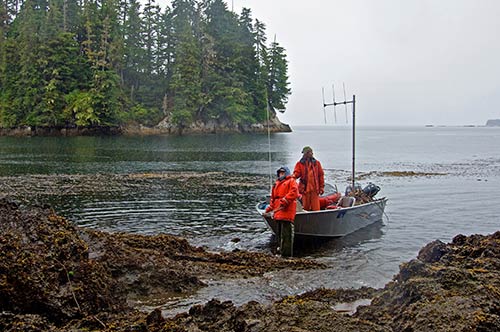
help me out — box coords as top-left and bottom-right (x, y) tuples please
(293, 146), (325, 211)
(264, 166), (298, 257)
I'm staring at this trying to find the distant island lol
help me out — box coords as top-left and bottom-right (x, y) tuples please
(424, 121), (500, 128)
(486, 119), (500, 127)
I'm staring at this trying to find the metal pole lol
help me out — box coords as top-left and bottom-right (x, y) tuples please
(352, 95), (356, 190)
(266, 102), (273, 191)
(323, 87), (356, 190)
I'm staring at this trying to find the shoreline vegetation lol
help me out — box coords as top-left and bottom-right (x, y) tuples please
(1, 198), (499, 331)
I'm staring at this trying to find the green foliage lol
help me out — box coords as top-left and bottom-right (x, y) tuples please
(63, 69), (124, 127)
(171, 109), (192, 128)
(0, 0), (291, 130)
(126, 104), (163, 126)
(267, 41), (291, 112)
(64, 90), (99, 126)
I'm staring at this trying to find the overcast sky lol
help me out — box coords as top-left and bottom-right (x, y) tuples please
(161, 1), (500, 126)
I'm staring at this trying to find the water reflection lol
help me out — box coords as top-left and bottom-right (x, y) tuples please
(291, 221), (385, 257)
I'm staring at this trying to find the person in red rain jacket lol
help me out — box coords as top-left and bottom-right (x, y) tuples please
(264, 166), (298, 256)
(293, 146), (324, 211)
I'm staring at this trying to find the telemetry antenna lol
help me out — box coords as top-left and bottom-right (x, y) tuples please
(322, 84), (357, 190)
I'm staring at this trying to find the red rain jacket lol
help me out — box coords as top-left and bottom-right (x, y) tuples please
(265, 175), (299, 222)
(293, 158), (325, 195)
(319, 192), (341, 209)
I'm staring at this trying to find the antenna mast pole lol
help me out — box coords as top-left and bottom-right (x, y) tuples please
(351, 95), (356, 191)
(324, 91), (357, 190)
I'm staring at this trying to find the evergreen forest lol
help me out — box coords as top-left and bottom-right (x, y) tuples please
(0, 0), (291, 129)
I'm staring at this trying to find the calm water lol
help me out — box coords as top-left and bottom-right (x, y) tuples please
(1, 126), (499, 311)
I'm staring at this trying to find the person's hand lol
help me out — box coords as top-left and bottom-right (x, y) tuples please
(263, 212), (272, 218)
(319, 189), (324, 195)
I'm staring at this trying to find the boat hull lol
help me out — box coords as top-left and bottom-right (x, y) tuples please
(257, 198), (387, 238)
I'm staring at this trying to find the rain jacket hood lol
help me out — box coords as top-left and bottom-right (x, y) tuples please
(277, 166), (291, 181)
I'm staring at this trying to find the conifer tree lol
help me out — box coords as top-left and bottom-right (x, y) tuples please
(136, 0), (160, 106)
(39, 32), (89, 126)
(238, 8), (266, 122)
(169, 0), (202, 128)
(69, 0), (123, 126)
(121, 0), (143, 102)
(266, 40), (290, 112)
(9, 0), (46, 125)
(202, 0), (248, 123)
(156, 6), (173, 115)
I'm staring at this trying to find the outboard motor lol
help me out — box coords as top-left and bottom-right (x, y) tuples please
(362, 182), (380, 197)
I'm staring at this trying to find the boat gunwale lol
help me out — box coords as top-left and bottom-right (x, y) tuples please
(256, 197), (387, 215)
(295, 197), (387, 216)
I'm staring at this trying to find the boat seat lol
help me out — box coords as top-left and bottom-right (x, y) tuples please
(337, 196), (355, 208)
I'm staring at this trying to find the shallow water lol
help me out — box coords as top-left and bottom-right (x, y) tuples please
(1, 125), (499, 313)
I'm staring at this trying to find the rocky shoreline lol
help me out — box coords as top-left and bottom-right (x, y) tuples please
(0, 118), (291, 137)
(1, 198), (499, 331)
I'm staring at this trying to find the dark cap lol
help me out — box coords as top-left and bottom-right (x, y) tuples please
(301, 146), (313, 153)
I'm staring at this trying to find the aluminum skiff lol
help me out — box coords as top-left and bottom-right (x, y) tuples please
(256, 197), (387, 238)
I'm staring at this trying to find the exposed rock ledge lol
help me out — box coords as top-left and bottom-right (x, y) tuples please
(0, 118), (291, 136)
(132, 116), (291, 135)
(1, 198), (499, 331)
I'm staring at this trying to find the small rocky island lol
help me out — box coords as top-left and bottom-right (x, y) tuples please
(1, 198), (499, 331)
(486, 119), (500, 127)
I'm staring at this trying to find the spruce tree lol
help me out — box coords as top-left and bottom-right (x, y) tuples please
(10, 0), (46, 125)
(122, 0), (143, 102)
(266, 40), (291, 113)
(238, 7), (266, 122)
(169, 0), (202, 128)
(202, 0), (248, 123)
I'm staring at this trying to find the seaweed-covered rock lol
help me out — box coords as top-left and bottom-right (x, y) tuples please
(2, 197), (500, 331)
(0, 312), (56, 332)
(0, 198), (124, 323)
(153, 232), (500, 332)
(417, 239), (450, 263)
(0, 198), (324, 330)
(356, 232), (500, 332)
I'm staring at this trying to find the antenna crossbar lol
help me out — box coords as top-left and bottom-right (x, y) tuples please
(321, 85), (357, 190)
(323, 100), (354, 108)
